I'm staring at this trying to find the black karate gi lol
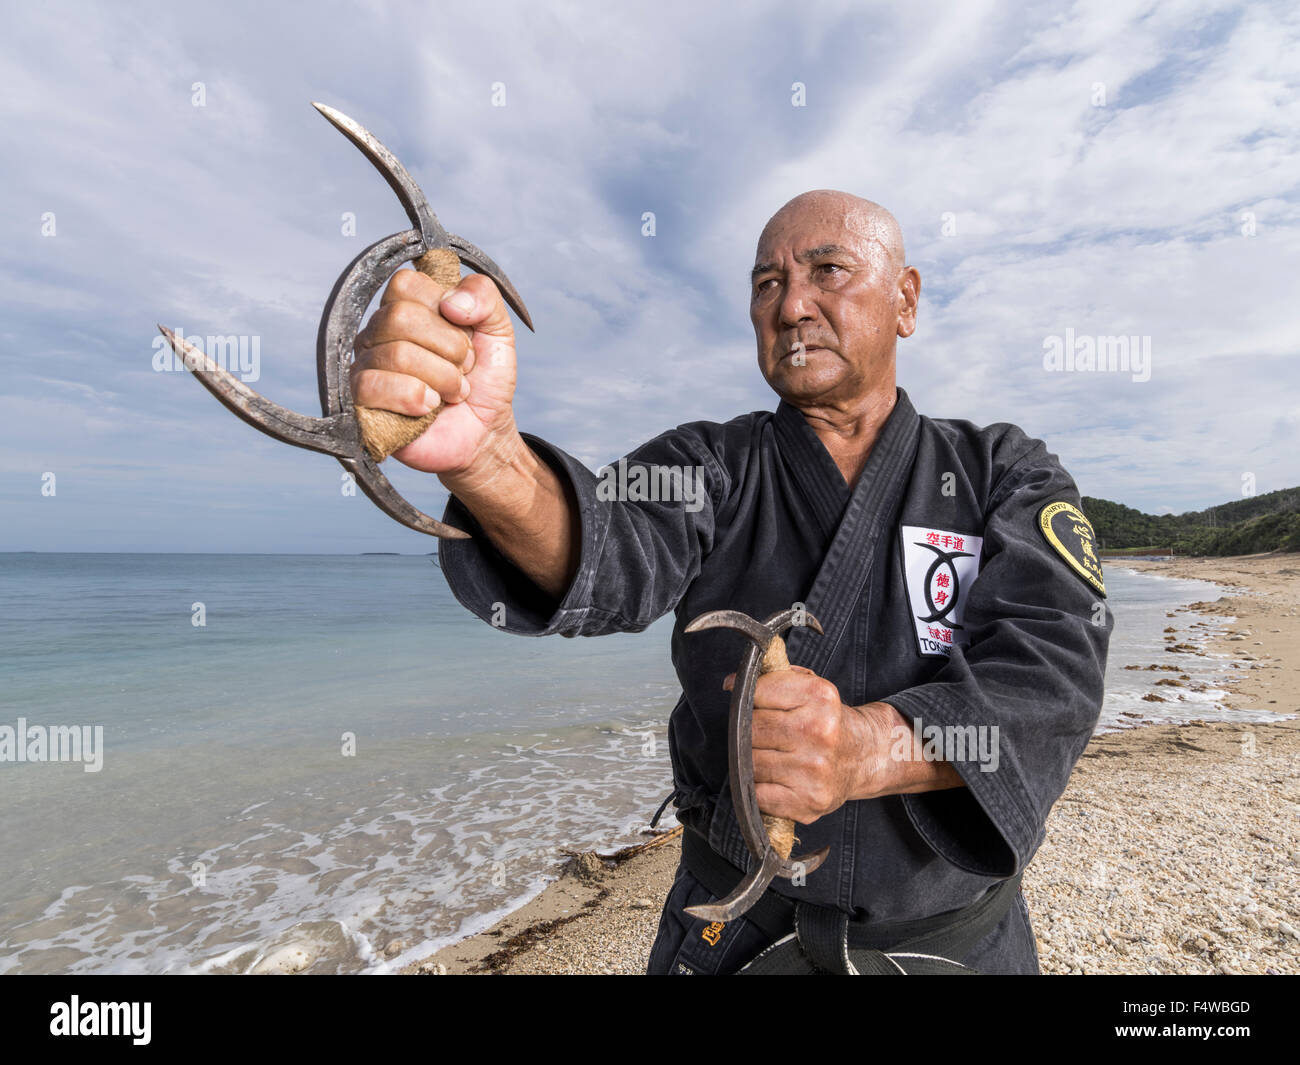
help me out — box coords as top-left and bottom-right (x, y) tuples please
(438, 386), (1112, 974)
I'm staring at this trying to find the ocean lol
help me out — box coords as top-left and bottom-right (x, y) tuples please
(0, 553), (1271, 973)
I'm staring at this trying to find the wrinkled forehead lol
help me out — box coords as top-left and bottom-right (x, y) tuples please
(754, 203), (897, 269)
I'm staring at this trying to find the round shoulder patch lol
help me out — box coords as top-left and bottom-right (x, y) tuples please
(1037, 501), (1106, 597)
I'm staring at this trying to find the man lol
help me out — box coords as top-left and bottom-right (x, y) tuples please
(352, 190), (1112, 974)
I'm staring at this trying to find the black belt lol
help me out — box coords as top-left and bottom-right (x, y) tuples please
(681, 828), (1021, 974)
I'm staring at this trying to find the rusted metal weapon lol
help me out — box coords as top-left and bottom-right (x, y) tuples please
(683, 606), (829, 921)
(158, 103), (533, 539)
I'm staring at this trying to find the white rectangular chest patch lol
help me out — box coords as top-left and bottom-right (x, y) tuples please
(900, 525), (984, 657)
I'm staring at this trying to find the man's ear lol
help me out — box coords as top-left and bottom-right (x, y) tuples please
(897, 266), (921, 338)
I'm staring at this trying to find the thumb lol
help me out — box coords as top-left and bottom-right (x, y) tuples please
(439, 273), (516, 342)
(440, 274), (517, 389)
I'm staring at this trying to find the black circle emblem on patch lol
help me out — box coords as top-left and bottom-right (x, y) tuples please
(914, 541), (975, 625)
(1037, 501), (1106, 597)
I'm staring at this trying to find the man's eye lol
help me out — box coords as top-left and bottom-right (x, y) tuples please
(818, 263), (842, 275)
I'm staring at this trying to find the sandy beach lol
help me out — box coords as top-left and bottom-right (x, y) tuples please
(403, 552), (1300, 976)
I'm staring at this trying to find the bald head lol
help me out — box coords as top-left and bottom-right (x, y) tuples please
(749, 189), (920, 412)
(756, 190), (905, 276)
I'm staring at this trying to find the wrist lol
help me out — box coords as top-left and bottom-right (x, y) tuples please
(881, 700), (966, 796)
(851, 701), (904, 801)
(437, 419), (535, 501)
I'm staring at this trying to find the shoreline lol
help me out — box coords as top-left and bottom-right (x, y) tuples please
(403, 552), (1300, 975)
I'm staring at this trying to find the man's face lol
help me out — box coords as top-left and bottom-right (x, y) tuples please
(750, 199), (917, 407)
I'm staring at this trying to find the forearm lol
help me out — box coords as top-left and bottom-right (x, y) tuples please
(437, 424), (580, 600)
(851, 700), (964, 800)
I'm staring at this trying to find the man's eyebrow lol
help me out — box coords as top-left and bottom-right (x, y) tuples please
(750, 244), (855, 282)
(798, 243), (851, 261)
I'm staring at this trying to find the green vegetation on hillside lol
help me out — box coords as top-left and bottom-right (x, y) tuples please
(1082, 487), (1300, 556)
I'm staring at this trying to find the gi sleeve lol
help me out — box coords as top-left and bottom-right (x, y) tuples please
(437, 427), (729, 637)
(881, 438), (1112, 878)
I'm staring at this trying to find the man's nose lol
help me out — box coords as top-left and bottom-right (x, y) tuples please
(778, 275), (820, 325)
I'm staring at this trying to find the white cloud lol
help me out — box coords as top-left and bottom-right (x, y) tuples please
(1, 0), (1296, 549)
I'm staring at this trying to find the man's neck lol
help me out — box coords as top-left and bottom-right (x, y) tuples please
(795, 386), (898, 488)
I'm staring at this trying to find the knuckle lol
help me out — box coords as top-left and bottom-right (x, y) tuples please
(391, 339), (459, 387)
(403, 376), (433, 411)
(808, 753), (831, 781)
(350, 368), (377, 401)
(387, 300), (425, 338)
(382, 341), (416, 374)
(805, 712), (834, 746)
(443, 328), (472, 367)
(389, 341), (432, 376)
(387, 270), (421, 301)
(461, 273), (498, 301)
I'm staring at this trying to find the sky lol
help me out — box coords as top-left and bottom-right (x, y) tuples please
(2, 0), (1297, 552)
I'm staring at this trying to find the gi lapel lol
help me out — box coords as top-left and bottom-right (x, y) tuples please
(705, 388), (923, 877)
(772, 398), (850, 543)
(778, 387), (921, 673)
